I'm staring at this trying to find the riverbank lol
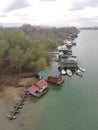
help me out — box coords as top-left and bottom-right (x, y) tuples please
(0, 84), (46, 130)
(0, 75), (38, 100)
(0, 86), (24, 101)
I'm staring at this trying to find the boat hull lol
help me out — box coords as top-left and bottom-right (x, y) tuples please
(29, 87), (50, 98)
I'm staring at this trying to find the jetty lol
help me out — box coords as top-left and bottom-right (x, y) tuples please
(7, 90), (29, 120)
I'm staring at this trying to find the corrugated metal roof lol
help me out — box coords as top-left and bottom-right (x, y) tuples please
(38, 70), (48, 78)
(27, 79), (47, 93)
(48, 70), (60, 78)
(37, 79), (47, 88)
(27, 85), (39, 93)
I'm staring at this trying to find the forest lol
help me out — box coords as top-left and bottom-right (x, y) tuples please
(0, 24), (78, 75)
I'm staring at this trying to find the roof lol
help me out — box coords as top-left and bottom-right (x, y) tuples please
(38, 70), (48, 78)
(57, 45), (67, 51)
(48, 71), (61, 78)
(27, 79), (47, 93)
(36, 79), (47, 88)
(27, 85), (39, 93)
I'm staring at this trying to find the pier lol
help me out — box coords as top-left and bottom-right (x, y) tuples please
(7, 90), (29, 120)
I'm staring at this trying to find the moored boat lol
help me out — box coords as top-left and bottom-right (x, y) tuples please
(78, 66), (85, 72)
(61, 69), (66, 75)
(76, 69), (83, 77)
(66, 69), (72, 77)
(58, 57), (78, 71)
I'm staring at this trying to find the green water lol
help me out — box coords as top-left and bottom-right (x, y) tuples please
(1, 30), (98, 130)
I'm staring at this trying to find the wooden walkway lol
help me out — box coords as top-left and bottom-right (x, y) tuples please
(7, 90), (29, 120)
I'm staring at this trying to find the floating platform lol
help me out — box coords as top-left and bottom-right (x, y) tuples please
(7, 90), (29, 120)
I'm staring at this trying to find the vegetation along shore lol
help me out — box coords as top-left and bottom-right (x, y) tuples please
(0, 24), (79, 95)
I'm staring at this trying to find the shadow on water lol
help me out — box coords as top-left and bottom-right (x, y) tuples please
(29, 94), (46, 103)
(48, 83), (63, 92)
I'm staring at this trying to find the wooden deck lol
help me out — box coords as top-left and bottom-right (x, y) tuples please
(7, 90), (29, 120)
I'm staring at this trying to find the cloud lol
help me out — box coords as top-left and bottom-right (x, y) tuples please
(1, 0), (98, 27)
(40, 0), (56, 1)
(0, 14), (6, 17)
(70, 0), (98, 10)
(4, 0), (30, 12)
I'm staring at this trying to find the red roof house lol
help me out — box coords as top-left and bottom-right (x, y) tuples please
(27, 79), (49, 97)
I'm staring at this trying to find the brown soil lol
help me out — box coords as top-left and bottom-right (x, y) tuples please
(16, 77), (38, 87)
(0, 76), (38, 100)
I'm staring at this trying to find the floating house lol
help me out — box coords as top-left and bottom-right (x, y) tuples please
(27, 79), (49, 97)
(57, 45), (68, 53)
(47, 71), (64, 85)
(37, 70), (64, 85)
(58, 57), (78, 71)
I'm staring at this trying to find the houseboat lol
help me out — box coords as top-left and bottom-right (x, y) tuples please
(27, 79), (49, 97)
(47, 71), (65, 85)
(37, 70), (64, 85)
(58, 57), (78, 71)
(57, 45), (68, 53)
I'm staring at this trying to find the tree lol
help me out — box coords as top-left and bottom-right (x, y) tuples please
(8, 46), (25, 72)
(8, 29), (31, 51)
(25, 61), (35, 71)
(0, 40), (9, 67)
(0, 31), (4, 40)
(25, 40), (46, 62)
(35, 57), (47, 72)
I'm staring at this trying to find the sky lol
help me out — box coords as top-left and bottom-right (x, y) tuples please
(0, 0), (98, 27)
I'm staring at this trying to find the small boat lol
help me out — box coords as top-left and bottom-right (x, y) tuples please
(66, 43), (72, 48)
(76, 69), (83, 77)
(61, 69), (66, 75)
(10, 109), (20, 113)
(78, 66), (85, 72)
(72, 55), (77, 58)
(66, 69), (72, 77)
(7, 115), (16, 119)
(72, 42), (76, 46)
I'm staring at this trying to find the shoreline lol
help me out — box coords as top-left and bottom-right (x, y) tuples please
(0, 86), (24, 102)
(0, 84), (45, 130)
(0, 76), (38, 101)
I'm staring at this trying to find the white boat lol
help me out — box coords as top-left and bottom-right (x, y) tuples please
(66, 69), (72, 77)
(61, 69), (66, 75)
(76, 69), (83, 77)
(79, 66), (85, 72)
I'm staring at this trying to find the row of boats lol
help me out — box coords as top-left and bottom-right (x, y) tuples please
(56, 33), (85, 77)
(26, 32), (85, 98)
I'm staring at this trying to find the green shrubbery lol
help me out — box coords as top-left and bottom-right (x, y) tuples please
(0, 25), (78, 74)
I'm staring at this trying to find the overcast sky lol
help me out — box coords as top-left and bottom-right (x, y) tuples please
(0, 0), (98, 27)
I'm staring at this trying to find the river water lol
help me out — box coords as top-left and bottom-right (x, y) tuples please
(0, 30), (98, 130)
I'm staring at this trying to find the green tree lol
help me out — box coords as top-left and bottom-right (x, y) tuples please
(25, 40), (46, 62)
(0, 31), (4, 40)
(0, 40), (9, 67)
(35, 57), (47, 72)
(8, 46), (25, 72)
(8, 29), (31, 51)
(25, 61), (35, 71)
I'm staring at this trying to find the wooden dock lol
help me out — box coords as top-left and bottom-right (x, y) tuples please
(7, 90), (29, 120)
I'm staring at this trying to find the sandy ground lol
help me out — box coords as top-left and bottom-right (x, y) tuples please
(0, 77), (45, 130)
(0, 77), (38, 103)
(0, 86), (24, 103)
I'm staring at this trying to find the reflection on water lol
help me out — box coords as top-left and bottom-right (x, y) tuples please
(49, 83), (63, 92)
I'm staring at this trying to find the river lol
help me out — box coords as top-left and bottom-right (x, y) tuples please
(0, 30), (98, 130)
